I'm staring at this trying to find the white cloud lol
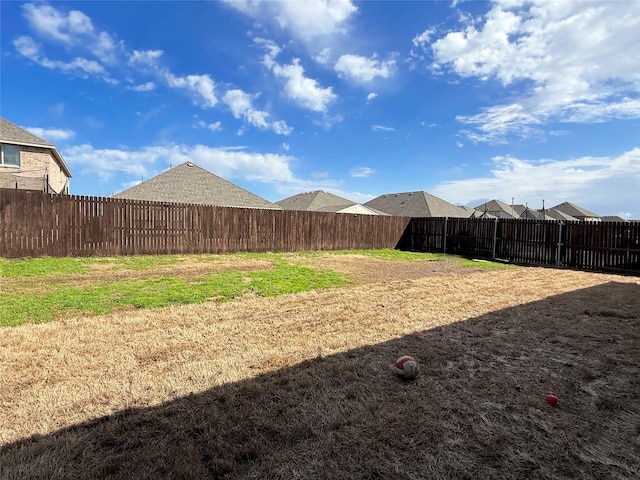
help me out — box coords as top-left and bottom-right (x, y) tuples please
(282, 142), (290, 151)
(128, 81), (156, 92)
(334, 54), (395, 83)
(350, 167), (374, 177)
(21, 3), (121, 64)
(431, 148), (640, 218)
(187, 146), (297, 183)
(255, 38), (336, 114)
(222, 89), (292, 135)
(22, 3), (92, 43)
(129, 49), (164, 66)
(366, 92), (378, 102)
(314, 47), (332, 65)
(254, 37), (281, 69)
(14, 36), (114, 81)
(65, 144), (161, 181)
(223, 89), (255, 120)
(226, 0), (357, 41)
(65, 143), (299, 185)
(272, 59), (337, 113)
(67, 142), (365, 202)
(17, 3), (233, 110)
(25, 126), (76, 142)
(423, 0), (640, 142)
(272, 120), (293, 135)
(412, 28), (435, 48)
(372, 125), (395, 132)
(13, 35), (40, 58)
(15, 5), (121, 82)
(195, 120), (222, 132)
(165, 72), (218, 108)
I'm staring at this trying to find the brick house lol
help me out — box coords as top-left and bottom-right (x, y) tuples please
(0, 117), (72, 194)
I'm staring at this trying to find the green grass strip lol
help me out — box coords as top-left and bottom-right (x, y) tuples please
(0, 262), (351, 327)
(0, 256), (92, 278)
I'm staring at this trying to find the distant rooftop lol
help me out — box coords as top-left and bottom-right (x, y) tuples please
(114, 162), (281, 209)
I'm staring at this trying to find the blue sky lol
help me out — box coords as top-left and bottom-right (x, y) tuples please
(2, 0), (639, 218)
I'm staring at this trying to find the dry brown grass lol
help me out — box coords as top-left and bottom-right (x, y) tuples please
(1, 255), (639, 479)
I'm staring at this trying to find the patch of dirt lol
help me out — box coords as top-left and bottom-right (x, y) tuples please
(3, 258), (274, 287)
(292, 253), (478, 283)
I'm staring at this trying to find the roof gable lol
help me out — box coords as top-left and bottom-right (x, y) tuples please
(113, 162), (281, 209)
(551, 201), (600, 219)
(519, 207), (554, 221)
(0, 117), (72, 178)
(276, 190), (356, 211)
(460, 205), (497, 219)
(364, 191), (470, 217)
(473, 199), (519, 218)
(546, 208), (579, 221)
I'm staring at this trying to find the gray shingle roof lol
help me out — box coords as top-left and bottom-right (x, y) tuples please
(276, 190), (356, 211)
(546, 208), (579, 221)
(551, 201), (600, 219)
(364, 191), (471, 218)
(113, 162), (281, 209)
(0, 117), (72, 178)
(459, 205), (496, 219)
(0, 117), (53, 146)
(512, 204), (526, 216)
(519, 207), (555, 221)
(473, 199), (519, 218)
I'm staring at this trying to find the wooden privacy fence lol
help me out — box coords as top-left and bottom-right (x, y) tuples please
(0, 189), (411, 257)
(400, 217), (640, 275)
(2, 189), (639, 275)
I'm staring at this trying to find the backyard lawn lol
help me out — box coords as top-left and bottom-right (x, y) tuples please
(1, 251), (638, 479)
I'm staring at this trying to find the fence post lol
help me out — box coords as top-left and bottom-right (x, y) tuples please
(443, 217), (448, 253)
(556, 221), (563, 267)
(492, 217), (499, 259)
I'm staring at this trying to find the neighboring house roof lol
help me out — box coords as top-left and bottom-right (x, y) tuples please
(0, 117), (72, 178)
(512, 204), (527, 216)
(276, 190), (387, 215)
(519, 207), (555, 221)
(277, 190), (356, 211)
(601, 216), (628, 222)
(364, 191), (471, 218)
(113, 162), (281, 209)
(546, 208), (579, 222)
(459, 205), (497, 219)
(276, 190), (386, 215)
(473, 199), (519, 218)
(551, 201), (600, 220)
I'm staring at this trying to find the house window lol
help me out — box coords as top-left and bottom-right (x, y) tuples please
(1, 145), (20, 167)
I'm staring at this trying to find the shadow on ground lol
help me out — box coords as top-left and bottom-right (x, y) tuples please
(1, 282), (639, 479)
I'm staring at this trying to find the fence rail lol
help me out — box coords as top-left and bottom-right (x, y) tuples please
(399, 217), (640, 275)
(0, 189), (411, 257)
(1, 189), (639, 275)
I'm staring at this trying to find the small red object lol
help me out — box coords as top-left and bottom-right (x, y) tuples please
(545, 394), (558, 406)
